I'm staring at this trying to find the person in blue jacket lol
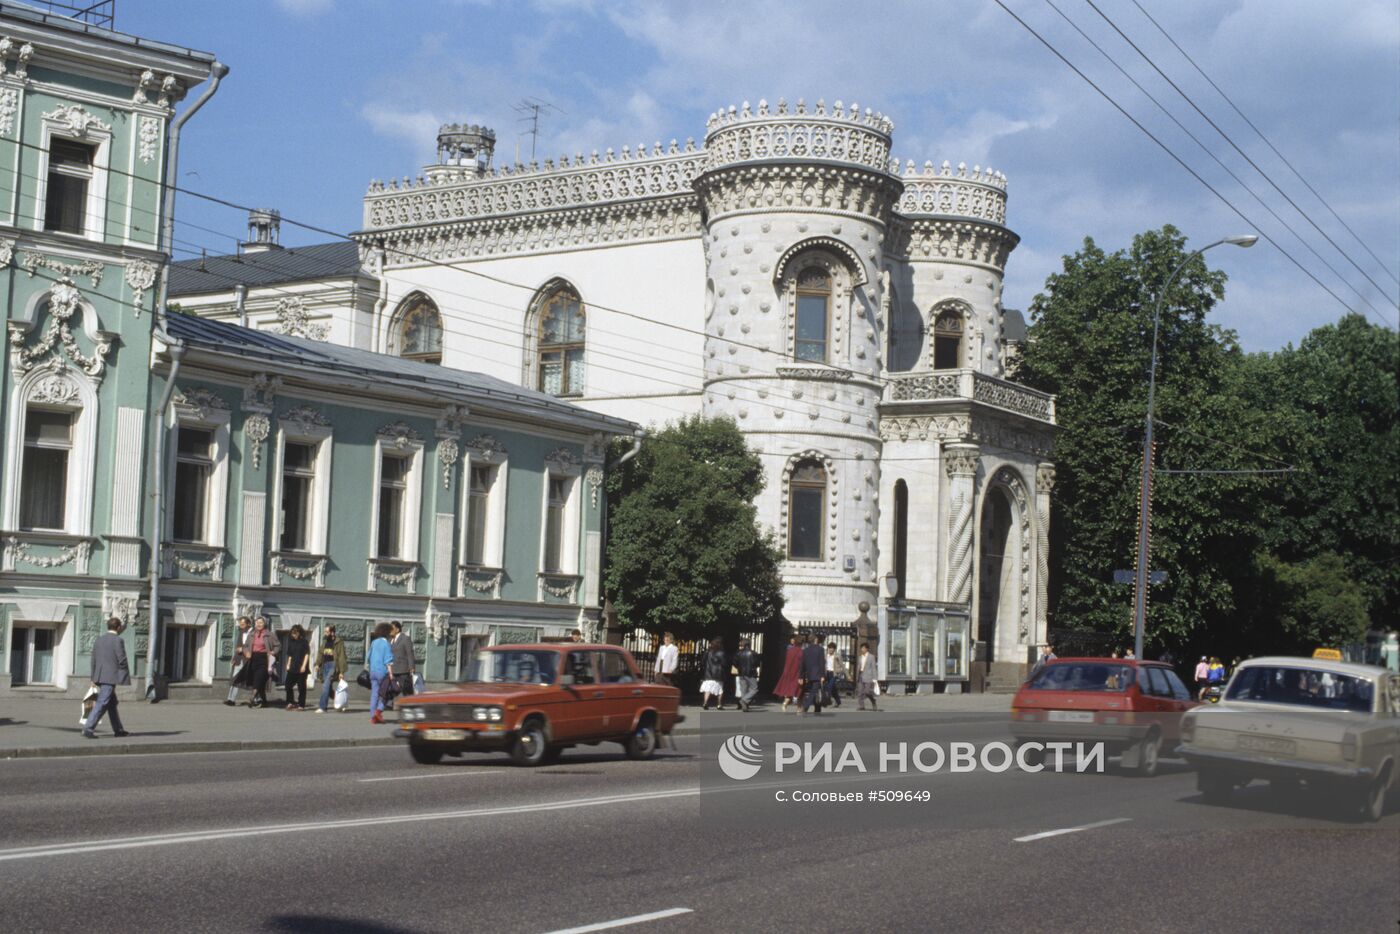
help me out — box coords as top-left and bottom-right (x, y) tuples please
(367, 622), (396, 724)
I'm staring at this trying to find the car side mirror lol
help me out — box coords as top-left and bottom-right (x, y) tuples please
(559, 674), (575, 686)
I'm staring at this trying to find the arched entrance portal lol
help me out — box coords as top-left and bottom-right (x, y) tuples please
(977, 487), (1013, 663)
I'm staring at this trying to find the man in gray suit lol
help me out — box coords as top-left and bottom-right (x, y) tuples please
(83, 617), (131, 739)
(388, 620), (416, 707)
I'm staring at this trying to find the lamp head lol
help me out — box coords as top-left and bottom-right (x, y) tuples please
(1224, 234), (1259, 248)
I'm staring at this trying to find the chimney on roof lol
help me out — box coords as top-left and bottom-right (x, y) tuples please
(241, 208), (282, 254)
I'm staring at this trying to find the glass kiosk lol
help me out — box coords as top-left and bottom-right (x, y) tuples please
(881, 602), (970, 691)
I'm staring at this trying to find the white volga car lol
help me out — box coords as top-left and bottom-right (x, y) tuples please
(1180, 657), (1400, 821)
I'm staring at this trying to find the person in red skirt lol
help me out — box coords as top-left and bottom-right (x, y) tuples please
(773, 633), (803, 713)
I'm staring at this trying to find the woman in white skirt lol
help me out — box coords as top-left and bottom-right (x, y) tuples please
(700, 638), (727, 710)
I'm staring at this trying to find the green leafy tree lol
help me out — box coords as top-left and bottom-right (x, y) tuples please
(604, 415), (784, 640)
(1017, 226), (1271, 652)
(1241, 315), (1398, 629)
(1246, 552), (1371, 652)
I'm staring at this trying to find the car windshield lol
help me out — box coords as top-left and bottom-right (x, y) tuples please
(1225, 666), (1374, 712)
(471, 649), (558, 685)
(1028, 663), (1136, 692)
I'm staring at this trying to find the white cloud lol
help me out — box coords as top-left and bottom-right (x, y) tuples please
(360, 103), (443, 154)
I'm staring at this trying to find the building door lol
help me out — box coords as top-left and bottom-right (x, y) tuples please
(10, 625), (57, 686)
(162, 625), (203, 683)
(978, 488), (1013, 664)
(456, 635), (485, 680)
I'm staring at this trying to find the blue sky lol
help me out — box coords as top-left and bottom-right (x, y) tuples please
(117, 0), (1399, 351)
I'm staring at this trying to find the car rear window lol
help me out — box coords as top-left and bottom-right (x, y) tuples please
(1028, 663), (1136, 692)
(1225, 666), (1374, 713)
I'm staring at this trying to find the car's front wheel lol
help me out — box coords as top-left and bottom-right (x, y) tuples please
(626, 723), (658, 760)
(510, 720), (548, 767)
(409, 742), (444, 765)
(1198, 769), (1233, 804)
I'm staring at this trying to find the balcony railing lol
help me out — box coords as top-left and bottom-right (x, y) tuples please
(884, 369), (1055, 423)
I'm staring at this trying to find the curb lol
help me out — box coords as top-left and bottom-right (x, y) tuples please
(1, 736), (402, 760)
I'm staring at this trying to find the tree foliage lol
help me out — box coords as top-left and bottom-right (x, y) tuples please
(1018, 226), (1268, 649)
(604, 415), (785, 640)
(1245, 552), (1371, 652)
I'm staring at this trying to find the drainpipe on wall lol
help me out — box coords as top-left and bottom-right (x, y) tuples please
(145, 61), (229, 700)
(598, 429), (643, 639)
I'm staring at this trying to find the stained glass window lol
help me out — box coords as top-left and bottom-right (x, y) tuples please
(538, 287), (585, 396)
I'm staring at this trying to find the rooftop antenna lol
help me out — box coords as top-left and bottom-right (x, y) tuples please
(512, 97), (563, 161)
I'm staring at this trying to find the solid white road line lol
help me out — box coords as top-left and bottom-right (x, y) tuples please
(1013, 817), (1132, 842)
(356, 771), (493, 783)
(542, 908), (694, 934)
(0, 787), (701, 863)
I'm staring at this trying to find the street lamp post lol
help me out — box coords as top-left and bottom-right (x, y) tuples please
(1132, 234), (1257, 659)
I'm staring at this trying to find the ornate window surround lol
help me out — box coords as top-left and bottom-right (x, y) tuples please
(778, 449), (839, 568)
(165, 389), (232, 548)
(33, 106), (113, 242)
(521, 278), (586, 396)
(537, 447), (583, 600)
(929, 298), (973, 371)
(270, 411), (334, 556)
(775, 245), (860, 367)
(458, 436), (508, 592)
(386, 290), (443, 363)
(2, 362), (98, 538)
(369, 427), (425, 564)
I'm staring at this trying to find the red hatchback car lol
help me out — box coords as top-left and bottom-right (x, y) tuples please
(1010, 658), (1200, 776)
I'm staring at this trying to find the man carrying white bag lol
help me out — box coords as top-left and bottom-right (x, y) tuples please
(315, 623), (349, 713)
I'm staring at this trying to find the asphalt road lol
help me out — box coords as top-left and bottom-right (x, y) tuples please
(1, 712), (1396, 934)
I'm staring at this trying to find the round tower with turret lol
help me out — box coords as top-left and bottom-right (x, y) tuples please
(694, 98), (904, 628)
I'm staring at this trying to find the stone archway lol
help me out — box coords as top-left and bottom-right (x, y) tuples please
(977, 486), (1012, 663)
(978, 468), (1033, 673)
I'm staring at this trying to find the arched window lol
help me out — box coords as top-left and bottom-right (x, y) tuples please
(538, 286), (585, 396)
(794, 269), (831, 363)
(394, 294), (443, 364)
(932, 307), (964, 370)
(787, 459), (826, 561)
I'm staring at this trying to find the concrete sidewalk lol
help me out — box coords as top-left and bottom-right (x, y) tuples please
(0, 691), (1011, 759)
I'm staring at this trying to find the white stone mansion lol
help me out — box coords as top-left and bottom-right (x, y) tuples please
(171, 98), (1057, 685)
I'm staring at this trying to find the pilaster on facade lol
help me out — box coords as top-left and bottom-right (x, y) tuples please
(943, 443), (980, 605)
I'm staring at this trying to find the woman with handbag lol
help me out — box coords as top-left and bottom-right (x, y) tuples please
(246, 616), (280, 709)
(699, 638), (726, 711)
(283, 625), (311, 710)
(773, 634), (802, 712)
(315, 624), (347, 713)
(367, 622), (395, 724)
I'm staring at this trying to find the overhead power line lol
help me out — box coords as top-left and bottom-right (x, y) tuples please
(1128, 0), (1400, 290)
(1084, 0), (1399, 316)
(991, 0), (1374, 326)
(1043, 0), (1392, 326)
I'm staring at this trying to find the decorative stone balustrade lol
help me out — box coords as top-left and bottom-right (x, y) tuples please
(702, 98), (893, 175)
(885, 369), (1054, 422)
(893, 160), (1007, 225)
(359, 97), (1013, 245)
(363, 144), (705, 231)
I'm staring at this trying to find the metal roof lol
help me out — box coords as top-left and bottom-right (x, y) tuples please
(168, 242), (365, 296)
(0, 2), (217, 64)
(163, 312), (637, 436)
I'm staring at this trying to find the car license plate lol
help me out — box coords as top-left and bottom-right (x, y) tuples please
(1047, 710), (1094, 723)
(422, 729), (466, 742)
(1237, 734), (1295, 755)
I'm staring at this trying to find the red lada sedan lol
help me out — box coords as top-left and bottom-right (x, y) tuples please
(1010, 658), (1200, 776)
(393, 643), (683, 766)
